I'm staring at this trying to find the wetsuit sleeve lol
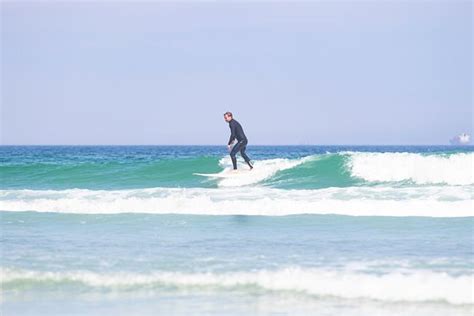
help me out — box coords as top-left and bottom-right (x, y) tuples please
(228, 121), (236, 145)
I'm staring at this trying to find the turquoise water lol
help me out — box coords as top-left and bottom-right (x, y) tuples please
(1, 146), (473, 315)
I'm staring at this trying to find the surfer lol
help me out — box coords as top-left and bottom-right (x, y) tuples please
(224, 112), (253, 170)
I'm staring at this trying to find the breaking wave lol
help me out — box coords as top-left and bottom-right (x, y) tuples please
(2, 267), (471, 305)
(0, 186), (471, 217)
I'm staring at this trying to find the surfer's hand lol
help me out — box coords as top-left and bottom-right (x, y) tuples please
(227, 145), (232, 151)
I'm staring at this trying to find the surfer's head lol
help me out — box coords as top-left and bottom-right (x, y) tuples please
(223, 112), (233, 122)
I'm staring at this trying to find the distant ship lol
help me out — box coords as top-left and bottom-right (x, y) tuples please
(450, 133), (471, 145)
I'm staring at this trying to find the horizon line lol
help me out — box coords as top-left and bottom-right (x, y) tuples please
(1, 144), (472, 147)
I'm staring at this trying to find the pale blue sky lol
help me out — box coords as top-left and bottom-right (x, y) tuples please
(1, 1), (472, 145)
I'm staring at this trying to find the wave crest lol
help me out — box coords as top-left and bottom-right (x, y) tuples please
(208, 152), (474, 187)
(347, 152), (474, 185)
(0, 186), (471, 217)
(215, 156), (315, 187)
(2, 267), (471, 305)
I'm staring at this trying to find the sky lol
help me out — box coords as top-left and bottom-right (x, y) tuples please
(1, 1), (472, 145)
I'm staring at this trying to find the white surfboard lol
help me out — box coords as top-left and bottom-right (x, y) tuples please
(193, 170), (251, 178)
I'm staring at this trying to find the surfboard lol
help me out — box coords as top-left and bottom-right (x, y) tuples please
(193, 170), (251, 178)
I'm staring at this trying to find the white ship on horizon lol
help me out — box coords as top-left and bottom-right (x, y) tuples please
(450, 133), (471, 145)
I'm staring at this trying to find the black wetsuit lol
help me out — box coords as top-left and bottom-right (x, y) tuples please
(228, 119), (253, 170)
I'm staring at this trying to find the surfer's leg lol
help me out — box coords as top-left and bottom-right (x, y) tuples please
(240, 143), (253, 169)
(230, 143), (242, 170)
(230, 156), (237, 170)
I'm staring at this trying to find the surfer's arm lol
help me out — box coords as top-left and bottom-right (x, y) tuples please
(228, 122), (236, 145)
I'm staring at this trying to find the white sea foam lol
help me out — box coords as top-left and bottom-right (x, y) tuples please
(216, 156), (314, 187)
(347, 152), (474, 185)
(0, 186), (472, 217)
(211, 152), (474, 187)
(1, 267), (471, 305)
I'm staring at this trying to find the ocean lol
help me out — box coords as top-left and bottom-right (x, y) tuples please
(1, 145), (473, 315)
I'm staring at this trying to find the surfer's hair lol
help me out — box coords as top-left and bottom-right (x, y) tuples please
(224, 112), (233, 118)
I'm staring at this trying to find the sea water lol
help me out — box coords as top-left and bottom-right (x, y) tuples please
(1, 145), (473, 315)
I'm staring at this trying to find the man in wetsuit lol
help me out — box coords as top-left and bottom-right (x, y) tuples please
(223, 112), (253, 170)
